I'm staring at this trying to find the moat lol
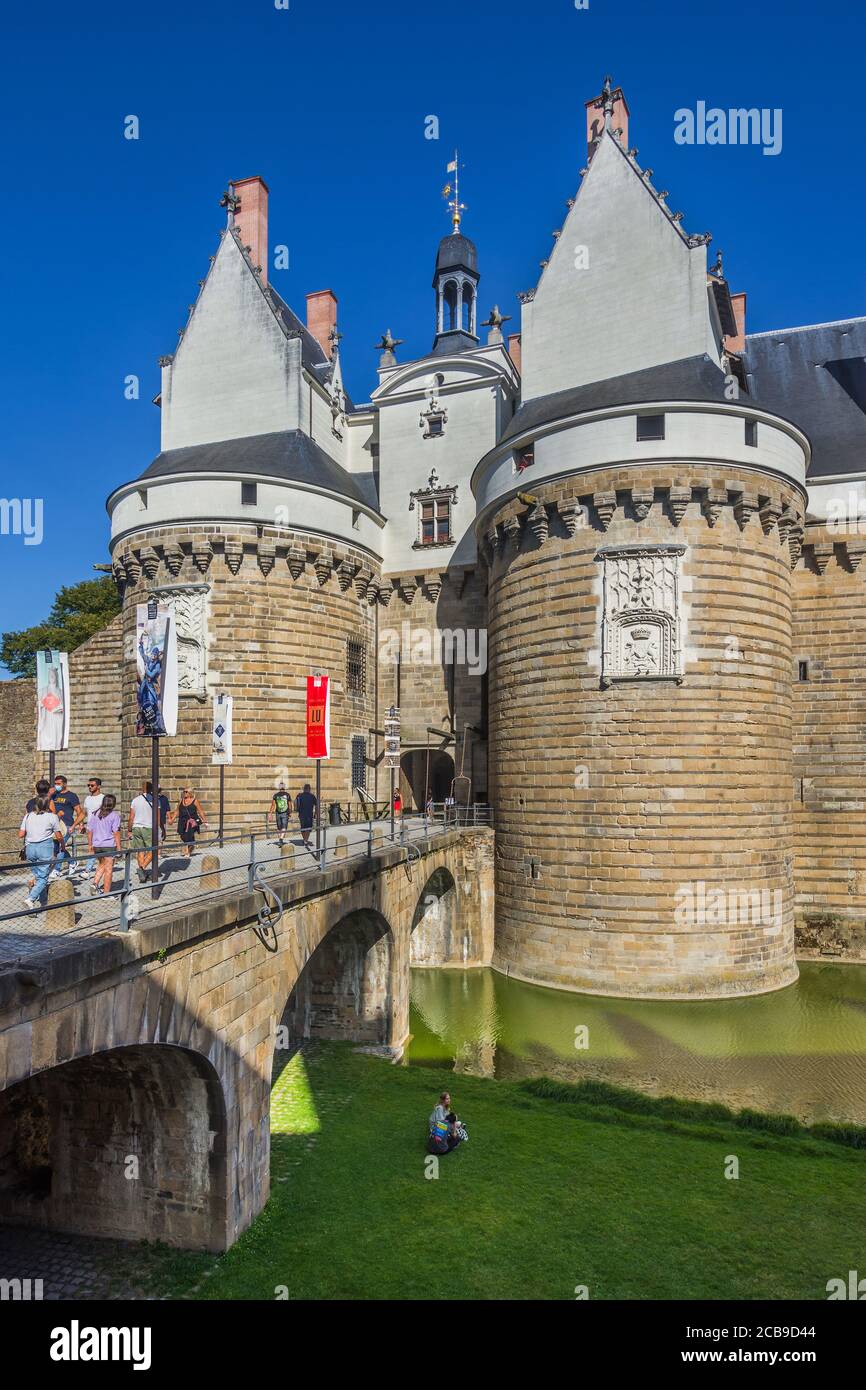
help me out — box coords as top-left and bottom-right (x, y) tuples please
(407, 962), (866, 1125)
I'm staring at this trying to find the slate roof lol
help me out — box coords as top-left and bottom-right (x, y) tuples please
(495, 354), (777, 450)
(435, 232), (478, 277)
(138, 430), (380, 510)
(744, 318), (866, 479)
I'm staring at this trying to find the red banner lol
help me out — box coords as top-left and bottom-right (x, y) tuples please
(305, 674), (330, 759)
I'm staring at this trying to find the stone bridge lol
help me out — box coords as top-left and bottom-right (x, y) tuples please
(0, 827), (493, 1252)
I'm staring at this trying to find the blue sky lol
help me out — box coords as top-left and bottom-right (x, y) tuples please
(1, 0), (864, 660)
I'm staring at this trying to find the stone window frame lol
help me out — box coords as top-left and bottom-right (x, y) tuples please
(409, 469), (457, 549)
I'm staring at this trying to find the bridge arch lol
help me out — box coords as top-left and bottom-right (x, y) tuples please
(279, 908), (396, 1051)
(410, 865), (463, 966)
(0, 1043), (228, 1252)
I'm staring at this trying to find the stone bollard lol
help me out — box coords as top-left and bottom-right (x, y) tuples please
(47, 876), (76, 931)
(200, 854), (221, 891)
(371, 824), (387, 849)
(333, 834), (348, 860)
(280, 840), (296, 870)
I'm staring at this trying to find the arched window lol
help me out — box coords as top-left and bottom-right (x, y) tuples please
(443, 280), (459, 332)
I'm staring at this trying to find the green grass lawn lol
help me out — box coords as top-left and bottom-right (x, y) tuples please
(132, 1042), (866, 1301)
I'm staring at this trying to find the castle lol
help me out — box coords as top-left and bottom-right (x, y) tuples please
(4, 78), (865, 1001)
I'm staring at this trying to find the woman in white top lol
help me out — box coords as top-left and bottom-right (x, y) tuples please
(19, 796), (64, 909)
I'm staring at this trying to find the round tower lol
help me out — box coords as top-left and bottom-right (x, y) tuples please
(475, 370), (809, 998)
(107, 450), (385, 827)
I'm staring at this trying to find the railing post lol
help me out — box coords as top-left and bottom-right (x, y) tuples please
(248, 834), (256, 894)
(119, 849), (133, 932)
(320, 828), (327, 871)
(367, 817), (373, 858)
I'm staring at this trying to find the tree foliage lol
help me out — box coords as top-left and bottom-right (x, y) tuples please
(1, 576), (121, 679)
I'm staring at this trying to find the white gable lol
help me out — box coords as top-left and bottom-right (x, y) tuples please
(520, 130), (721, 402)
(160, 232), (301, 451)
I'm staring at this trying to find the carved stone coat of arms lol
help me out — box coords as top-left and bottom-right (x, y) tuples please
(596, 545), (685, 686)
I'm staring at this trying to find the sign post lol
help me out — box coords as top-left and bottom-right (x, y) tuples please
(212, 693), (233, 847)
(306, 673), (330, 862)
(383, 705), (401, 842)
(136, 599), (178, 898)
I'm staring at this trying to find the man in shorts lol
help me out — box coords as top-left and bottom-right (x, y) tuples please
(128, 780), (156, 881)
(270, 783), (291, 846)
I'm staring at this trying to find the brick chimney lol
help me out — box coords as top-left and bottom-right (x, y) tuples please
(306, 290), (338, 357)
(507, 333), (522, 375)
(726, 292), (747, 355)
(233, 176), (269, 284)
(584, 83), (629, 162)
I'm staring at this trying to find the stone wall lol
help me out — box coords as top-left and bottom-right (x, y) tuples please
(381, 564), (488, 807)
(486, 466), (805, 999)
(792, 523), (866, 938)
(0, 615), (123, 854)
(115, 525), (379, 827)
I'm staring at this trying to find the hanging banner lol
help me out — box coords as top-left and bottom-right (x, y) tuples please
(36, 650), (70, 752)
(306, 674), (330, 759)
(383, 704), (401, 768)
(135, 603), (178, 737)
(212, 694), (233, 765)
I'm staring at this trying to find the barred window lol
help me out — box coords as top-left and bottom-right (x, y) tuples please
(347, 637), (366, 696)
(351, 735), (367, 791)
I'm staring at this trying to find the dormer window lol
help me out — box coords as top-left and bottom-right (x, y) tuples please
(420, 388), (448, 439)
(409, 469), (458, 549)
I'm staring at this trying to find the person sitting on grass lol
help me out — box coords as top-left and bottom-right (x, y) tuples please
(427, 1090), (465, 1155)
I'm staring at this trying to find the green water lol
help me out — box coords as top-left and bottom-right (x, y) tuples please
(407, 963), (866, 1125)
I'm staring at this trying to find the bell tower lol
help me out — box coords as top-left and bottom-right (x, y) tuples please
(432, 151), (479, 354)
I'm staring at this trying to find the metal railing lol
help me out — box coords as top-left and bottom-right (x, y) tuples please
(0, 808), (494, 949)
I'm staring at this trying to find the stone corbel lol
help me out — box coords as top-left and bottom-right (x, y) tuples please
(732, 490), (759, 532)
(192, 539), (213, 574)
(287, 548), (305, 580)
(502, 515), (521, 549)
(557, 500), (584, 538)
(224, 539), (244, 575)
(400, 576), (418, 604)
(354, 567), (371, 599)
(526, 502), (549, 545)
(376, 578), (394, 606)
(787, 524), (805, 569)
(122, 552), (141, 584)
(140, 546), (160, 580)
(810, 542), (834, 574)
(257, 540), (276, 576)
(593, 491), (617, 531)
(314, 553), (333, 587)
(777, 505), (796, 547)
(843, 539), (866, 572)
(337, 558), (358, 592)
(667, 485), (691, 527)
(425, 573), (445, 602)
(701, 488), (726, 528)
(163, 541), (184, 577)
(630, 486), (654, 521)
(759, 499), (781, 537)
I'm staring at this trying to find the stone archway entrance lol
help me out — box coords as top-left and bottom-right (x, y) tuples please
(0, 1045), (228, 1251)
(400, 750), (456, 808)
(279, 909), (395, 1050)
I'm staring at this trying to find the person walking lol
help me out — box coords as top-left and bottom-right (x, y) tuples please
(88, 794), (122, 894)
(18, 797), (64, 909)
(158, 786), (171, 844)
(25, 778), (56, 815)
(50, 775), (85, 879)
(128, 780), (156, 881)
(270, 783), (291, 845)
(294, 782), (317, 848)
(176, 787), (208, 858)
(83, 776), (104, 882)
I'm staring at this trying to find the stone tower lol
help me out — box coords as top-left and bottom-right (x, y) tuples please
(107, 179), (383, 822)
(476, 85), (809, 998)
